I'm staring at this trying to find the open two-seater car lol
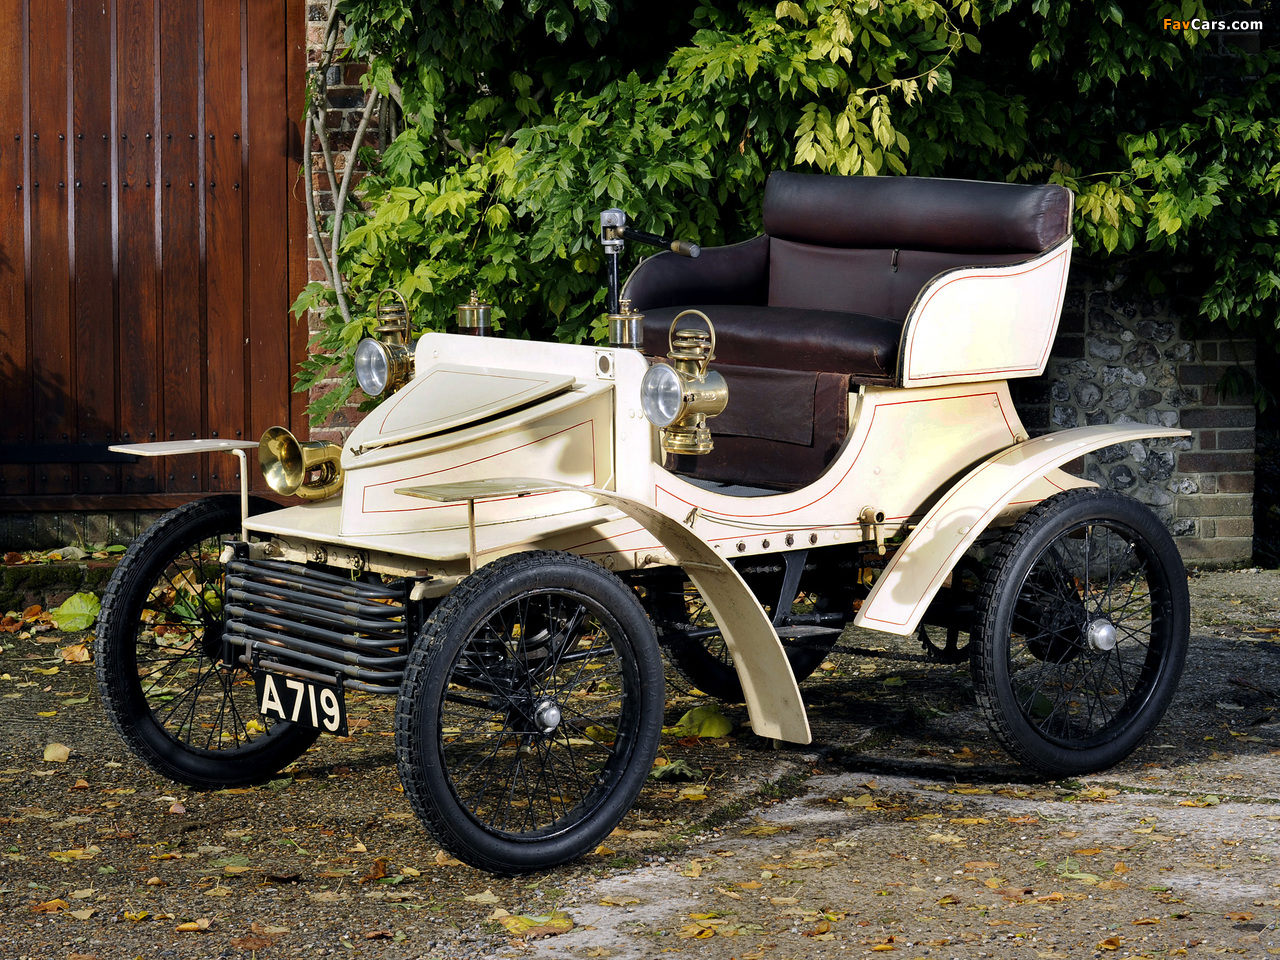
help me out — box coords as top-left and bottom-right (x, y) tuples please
(96, 172), (1190, 873)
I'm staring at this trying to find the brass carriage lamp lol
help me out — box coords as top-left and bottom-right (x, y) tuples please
(353, 288), (414, 399)
(640, 309), (728, 456)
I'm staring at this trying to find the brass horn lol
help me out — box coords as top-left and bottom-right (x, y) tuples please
(258, 426), (344, 501)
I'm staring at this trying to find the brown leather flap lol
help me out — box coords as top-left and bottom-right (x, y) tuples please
(713, 365), (817, 445)
(668, 369), (850, 491)
(762, 172), (1072, 254)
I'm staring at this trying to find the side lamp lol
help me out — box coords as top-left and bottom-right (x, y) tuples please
(639, 309), (728, 456)
(353, 288), (414, 399)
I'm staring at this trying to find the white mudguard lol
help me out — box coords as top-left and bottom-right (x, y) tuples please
(854, 424), (1189, 636)
(395, 478), (812, 745)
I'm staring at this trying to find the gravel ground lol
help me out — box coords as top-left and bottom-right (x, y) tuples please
(1, 568), (1278, 959)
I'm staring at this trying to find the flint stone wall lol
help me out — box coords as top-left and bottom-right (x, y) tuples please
(1011, 274), (1256, 567)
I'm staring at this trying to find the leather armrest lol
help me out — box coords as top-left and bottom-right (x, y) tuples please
(621, 234), (770, 311)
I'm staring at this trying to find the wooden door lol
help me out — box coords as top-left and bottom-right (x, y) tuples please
(0, 0), (309, 511)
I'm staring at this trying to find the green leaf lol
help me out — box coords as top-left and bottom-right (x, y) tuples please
(648, 759), (705, 781)
(50, 593), (101, 632)
(663, 704), (733, 739)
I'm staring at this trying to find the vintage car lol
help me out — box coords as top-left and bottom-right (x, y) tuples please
(96, 172), (1190, 874)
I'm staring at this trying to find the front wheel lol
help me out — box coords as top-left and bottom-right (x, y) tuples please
(395, 551), (664, 873)
(971, 489), (1189, 776)
(95, 497), (319, 788)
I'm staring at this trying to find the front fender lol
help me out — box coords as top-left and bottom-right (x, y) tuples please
(854, 424), (1189, 636)
(395, 478), (812, 745)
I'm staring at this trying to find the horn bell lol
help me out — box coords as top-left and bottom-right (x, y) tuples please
(258, 426), (344, 501)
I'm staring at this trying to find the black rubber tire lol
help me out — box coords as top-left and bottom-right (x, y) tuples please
(395, 551), (664, 874)
(655, 570), (838, 703)
(96, 496), (318, 788)
(971, 488), (1189, 776)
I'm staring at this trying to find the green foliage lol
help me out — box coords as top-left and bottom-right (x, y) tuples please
(298, 0), (1280, 421)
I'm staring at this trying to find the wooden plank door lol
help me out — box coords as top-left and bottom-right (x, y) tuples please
(0, 0), (309, 512)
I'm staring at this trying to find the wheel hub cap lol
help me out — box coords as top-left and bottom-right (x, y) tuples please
(1087, 618), (1118, 652)
(534, 699), (562, 735)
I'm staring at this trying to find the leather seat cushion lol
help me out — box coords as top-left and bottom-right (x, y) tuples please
(642, 304), (902, 384)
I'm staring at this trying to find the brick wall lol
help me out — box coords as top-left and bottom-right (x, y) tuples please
(1012, 274), (1257, 567)
(303, 3), (378, 445)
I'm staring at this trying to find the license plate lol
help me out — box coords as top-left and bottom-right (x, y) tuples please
(254, 671), (348, 736)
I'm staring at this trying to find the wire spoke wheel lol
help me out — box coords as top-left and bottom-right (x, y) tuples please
(96, 497), (317, 787)
(397, 552), (663, 873)
(653, 563), (841, 702)
(972, 489), (1189, 775)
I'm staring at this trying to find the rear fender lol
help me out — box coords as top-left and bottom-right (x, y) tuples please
(854, 425), (1189, 636)
(395, 478), (812, 745)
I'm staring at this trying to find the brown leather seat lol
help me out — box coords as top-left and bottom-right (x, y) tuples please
(641, 304), (903, 383)
(621, 172), (1073, 489)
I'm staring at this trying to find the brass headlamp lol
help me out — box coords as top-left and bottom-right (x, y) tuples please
(353, 288), (414, 398)
(640, 309), (728, 456)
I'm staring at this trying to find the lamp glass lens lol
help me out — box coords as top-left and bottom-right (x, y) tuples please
(640, 363), (684, 427)
(354, 338), (390, 396)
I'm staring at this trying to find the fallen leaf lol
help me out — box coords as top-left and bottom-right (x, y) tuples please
(663, 703), (733, 739)
(363, 930), (394, 940)
(31, 899), (71, 913)
(649, 758), (704, 781)
(1132, 917), (1161, 925)
(1098, 935), (1121, 950)
(495, 910), (574, 939)
(1226, 911), (1255, 921)
(927, 833), (965, 844)
(50, 593), (101, 632)
(168, 802), (186, 815)
(434, 850), (462, 866)
(175, 919), (213, 933)
(43, 743), (69, 763)
(71, 779), (89, 789)
(465, 889), (501, 904)
(360, 858), (388, 883)
(741, 822), (788, 837)
(58, 643), (91, 664)
(599, 896), (642, 907)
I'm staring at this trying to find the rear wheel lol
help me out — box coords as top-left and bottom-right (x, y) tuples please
(653, 565), (841, 703)
(971, 489), (1189, 775)
(395, 551), (664, 873)
(96, 496), (318, 787)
